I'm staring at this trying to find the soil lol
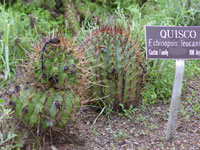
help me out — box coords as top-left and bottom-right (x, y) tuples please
(42, 77), (200, 150)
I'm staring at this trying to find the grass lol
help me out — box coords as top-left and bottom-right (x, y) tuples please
(0, 1), (66, 83)
(0, 5), (11, 81)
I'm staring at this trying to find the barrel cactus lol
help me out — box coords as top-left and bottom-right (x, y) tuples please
(27, 37), (81, 91)
(10, 35), (89, 130)
(79, 26), (145, 109)
(10, 87), (80, 129)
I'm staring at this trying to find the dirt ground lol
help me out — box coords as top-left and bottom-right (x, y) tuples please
(44, 77), (200, 150)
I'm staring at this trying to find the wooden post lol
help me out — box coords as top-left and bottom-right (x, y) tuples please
(166, 59), (185, 141)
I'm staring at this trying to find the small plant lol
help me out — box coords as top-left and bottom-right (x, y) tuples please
(136, 114), (147, 127)
(138, 130), (148, 136)
(0, 5), (12, 81)
(0, 99), (23, 150)
(113, 130), (130, 141)
(192, 100), (200, 119)
(119, 103), (138, 119)
(148, 124), (158, 130)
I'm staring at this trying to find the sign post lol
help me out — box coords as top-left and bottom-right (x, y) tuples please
(166, 59), (185, 141)
(145, 26), (200, 141)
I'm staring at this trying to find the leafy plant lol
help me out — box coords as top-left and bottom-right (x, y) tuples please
(119, 103), (138, 119)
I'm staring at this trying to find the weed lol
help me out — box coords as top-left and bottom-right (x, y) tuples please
(0, 1), (64, 82)
(138, 130), (148, 136)
(119, 104), (138, 119)
(192, 99), (200, 119)
(148, 124), (158, 130)
(0, 99), (23, 150)
(113, 130), (130, 141)
(136, 114), (147, 127)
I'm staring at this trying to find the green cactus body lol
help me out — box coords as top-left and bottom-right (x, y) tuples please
(80, 26), (144, 108)
(15, 87), (35, 118)
(10, 37), (89, 130)
(11, 87), (80, 130)
(30, 40), (80, 90)
(57, 92), (80, 127)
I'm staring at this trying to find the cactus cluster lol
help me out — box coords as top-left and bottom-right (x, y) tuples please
(10, 26), (145, 130)
(10, 35), (89, 130)
(79, 26), (145, 109)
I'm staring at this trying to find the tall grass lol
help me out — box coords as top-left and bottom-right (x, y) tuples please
(0, 5), (12, 80)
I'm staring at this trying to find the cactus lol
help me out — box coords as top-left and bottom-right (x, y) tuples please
(79, 26), (145, 109)
(27, 37), (81, 91)
(10, 35), (90, 130)
(10, 87), (80, 129)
